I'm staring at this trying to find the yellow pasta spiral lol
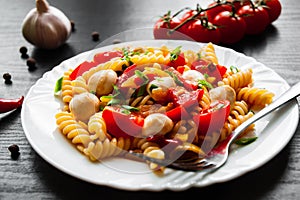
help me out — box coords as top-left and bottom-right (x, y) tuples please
(72, 76), (89, 95)
(84, 137), (131, 161)
(82, 58), (128, 81)
(218, 68), (253, 90)
(88, 112), (109, 141)
(220, 101), (254, 141)
(237, 87), (274, 107)
(199, 42), (218, 64)
(55, 111), (91, 149)
(61, 69), (73, 107)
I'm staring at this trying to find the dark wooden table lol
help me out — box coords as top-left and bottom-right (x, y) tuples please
(1, 0), (300, 199)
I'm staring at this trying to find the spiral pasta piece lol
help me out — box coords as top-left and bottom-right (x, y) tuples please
(55, 111), (91, 150)
(84, 137), (131, 161)
(72, 76), (89, 95)
(130, 52), (169, 65)
(82, 58), (128, 81)
(220, 101), (254, 141)
(199, 42), (218, 64)
(199, 87), (211, 109)
(218, 68), (253, 90)
(88, 112), (110, 141)
(237, 87), (274, 107)
(61, 69), (73, 108)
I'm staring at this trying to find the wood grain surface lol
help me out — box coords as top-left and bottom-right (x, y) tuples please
(1, 0), (299, 199)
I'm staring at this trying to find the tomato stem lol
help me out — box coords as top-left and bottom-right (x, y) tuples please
(169, 0), (247, 33)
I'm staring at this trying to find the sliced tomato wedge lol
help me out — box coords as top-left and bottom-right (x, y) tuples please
(193, 100), (230, 136)
(168, 88), (204, 108)
(191, 60), (227, 84)
(69, 51), (122, 80)
(166, 105), (190, 122)
(102, 106), (144, 138)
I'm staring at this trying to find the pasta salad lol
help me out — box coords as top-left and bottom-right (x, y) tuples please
(54, 42), (274, 173)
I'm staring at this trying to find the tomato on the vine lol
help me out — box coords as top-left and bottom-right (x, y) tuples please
(237, 4), (270, 35)
(181, 9), (205, 21)
(213, 11), (246, 44)
(206, 2), (232, 21)
(182, 19), (221, 44)
(260, 0), (282, 23)
(153, 15), (183, 40)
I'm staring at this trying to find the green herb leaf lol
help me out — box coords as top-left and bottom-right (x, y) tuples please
(122, 105), (140, 112)
(235, 137), (258, 145)
(136, 84), (147, 97)
(121, 109), (131, 115)
(149, 84), (158, 91)
(54, 76), (63, 95)
(164, 70), (184, 86)
(135, 70), (149, 83)
(107, 98), (120, 106)
(170, 46), (182, 61)
(198, 80), (213, 89)
(230, 65), (239, 74)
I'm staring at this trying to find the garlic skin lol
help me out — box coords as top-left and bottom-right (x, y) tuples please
(22, 0), (71, 49)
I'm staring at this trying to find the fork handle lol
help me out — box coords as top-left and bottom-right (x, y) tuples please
(229, 81), (300, 144)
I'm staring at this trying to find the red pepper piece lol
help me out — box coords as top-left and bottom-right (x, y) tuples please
(193, 100), (230, 136)
(191, 60), (227, 84)
(102, 106), (144, 138)
(166, 106), (190, 122)
(169, 88), (204, 108)
(0, 96), (24, 113)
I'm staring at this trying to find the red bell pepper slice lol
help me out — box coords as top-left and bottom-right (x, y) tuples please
(69, 51), (122, 80)
(193, 100), (230, 136)
(102, 106), (144, 138)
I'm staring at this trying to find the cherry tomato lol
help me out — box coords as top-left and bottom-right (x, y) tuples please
(213, 11), (247, 44)
(206, 2), (232, 21)
(181, 9), (205, 21)
(102, 106), (144, 138)
(182, 19), (221, 44)
(261, 0), (282, 23)
(168, 52), (186, 68)
(237, 5), (270, 35)
(153, 16), (185, 40)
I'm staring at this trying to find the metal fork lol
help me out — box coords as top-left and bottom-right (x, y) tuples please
(129, 82), (300, 171)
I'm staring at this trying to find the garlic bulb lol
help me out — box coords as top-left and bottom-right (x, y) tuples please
(22, 0), (71, 49)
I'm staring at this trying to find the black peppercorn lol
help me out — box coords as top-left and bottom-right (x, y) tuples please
(91, 31), (100, 41)
(19, 46), (29, 59)
(3, 72), (12, 84)
(8, 144), (20, 160)
(19, 46), (28, 54)
(26, 57), (36, 71)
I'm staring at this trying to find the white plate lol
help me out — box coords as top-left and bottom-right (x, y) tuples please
(21, 40), (299, 191)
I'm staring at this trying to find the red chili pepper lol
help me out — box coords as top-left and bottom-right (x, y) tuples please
(0, 96), (24, 113)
